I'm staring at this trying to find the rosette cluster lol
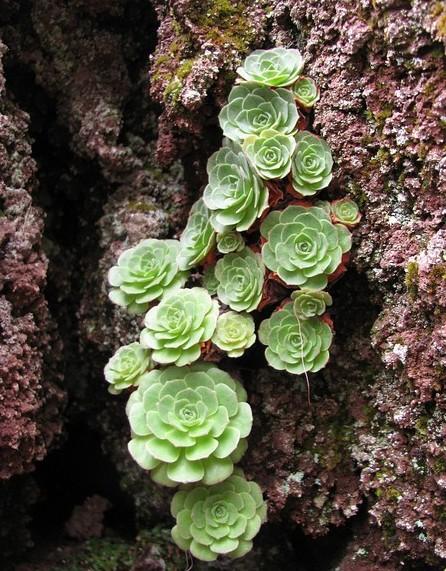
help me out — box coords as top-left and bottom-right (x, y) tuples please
(103, 46), (361, 563)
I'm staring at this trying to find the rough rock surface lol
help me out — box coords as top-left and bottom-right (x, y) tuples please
(0, 0), (445, 569)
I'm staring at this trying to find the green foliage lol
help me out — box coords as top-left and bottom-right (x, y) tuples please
(258, 302), (333, 374)
(330, 197), (361, 226)
(212, 311), (256, 357)
(126, 364), (252, 487)
(215, 248), (265, 312)
(203, 141), (268, 232)
(140, 288), (219, 367)
(217, 230), (245, 254)
(291, 131), (333, 196)
(202, 265), (219, 295)
(291, 289), (332, 320)
(171, 469), (267, 561)
(178, 198), (216, 270)
(108, 239), (188, 314)
(261, 205), (352, 289)
(243, 129), (296, 180)
(237, 47), (303, 87)
(104, 342), (152, 395)
(292, 76), (320, 109)
(219, 83), (298, 143)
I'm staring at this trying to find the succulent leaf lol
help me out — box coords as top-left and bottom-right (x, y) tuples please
(126, 365), (253, 486)
(171, 469), (267, 560)
(212, 312), (256, 358)
(243, 129), (296, 180)
(219, 83), (298, 143)
(291, 289), (332, 320)
(178, 198), (216, 270)
(108, 239), (188, 314)
(261, 205), (352, 290)
(291, 131), (333, 196)
(237, 48), (304, 87)
(258, 302), (333, 374)
(291, 76), (320, 109)
(140, 287), (219, 367)
(202, 266), (219, 295)
(104, 342), (152, 395)
(215, 248), (265, 312)
(203, 141), (269, 232)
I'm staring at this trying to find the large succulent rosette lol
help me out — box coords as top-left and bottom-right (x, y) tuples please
(171, 469), (267, 561)
(258, 302), (333, 374)
(178, 198), (216, 270)
(108, 239), (188, 314)
(261, 205), (352, 290)
(104, 342), (152, 395)
(290, 131), (333, 196)
(214, 248), (265, 312)
(236, 47), (304, 87)
(126, 364), (253, 486)
(219, 83), (298, 143)
(140, 287), (219, 367)
(203, 141), (268, 232)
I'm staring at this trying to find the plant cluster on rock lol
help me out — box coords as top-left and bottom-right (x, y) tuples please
(104, 47), (360, 562)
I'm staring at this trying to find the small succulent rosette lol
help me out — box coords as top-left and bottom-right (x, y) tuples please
(290, 131), (333, 197)
(243, 129), (296, 180)
(126, 364), (253, 487)
(203, 141), (269, 232)
(211, 312), (256, 358)
(330, 197), (362, 227)
(216, 231), (245, 254)
(178, 198), (216, 270)
(171, 469), (267, 561)
(291, 76), (320, 110)
(237, 47), (304, 87)
(261, 205), (352, 290)
(108, 239), (188, 314)
(291, 289), (333, 320)
(259, 302), (333, 375)
(104, 342), (152, 395)
(140, 287), (219, 367)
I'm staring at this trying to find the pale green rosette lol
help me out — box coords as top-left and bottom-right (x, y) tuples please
(126, 364), (253, 487)
(104, 342), (152, 395)
(178, 198), (216, 270)
(330, 197), (361, 226)
(215, 248), (265, 312)
(171, 469), (267, 561)
(108, 239), (188, 314)
(258, 302), (333, 374)
(261, 205), (352, 290)
(237, 48), (304, 87)
(140, 287), (219, 367)
(291, 289), (332, 320)
(243, 129), (296, 180)
(217, 231), (245, 254)
(291, 76), (320, 109)
(219, 83), (298, 143)
(290, 131), (333, 196)
(203, 141), (268, 232)
(212, 312), (256, 358)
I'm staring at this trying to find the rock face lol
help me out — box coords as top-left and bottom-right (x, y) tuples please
(0, 0), (445, 569)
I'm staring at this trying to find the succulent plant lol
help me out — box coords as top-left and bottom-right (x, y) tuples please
(203, 141), (268, 232)
(108, 239), (188, 314)
(291, 289), (332, 320)
(104, 342), (152, 395)
(330, 197), (361, 227)
(171, 469), (267, 561)
(216, 231), (245, 254)
(140, 288), (219, 367)
(290, 131), (333, 196)
(219, 83), (298, 143)
(126, 364), (253, 487)
(212, 312), (256, 358)
(261, 205), (352, 290)
(237, 47), (304, 87)
(258, 302), (333, 374)
(215, 248), (264, 312)
(243, 129), (296, 180)
(291, 76), (320, 109)
(178, 198), (216, 271)
(202, 266), (219, 295)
